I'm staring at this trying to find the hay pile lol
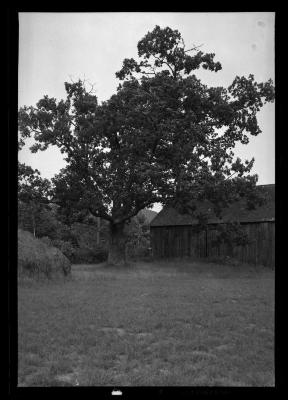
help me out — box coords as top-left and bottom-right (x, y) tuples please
(18, 229), (71, 278)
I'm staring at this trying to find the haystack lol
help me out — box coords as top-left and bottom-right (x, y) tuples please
(18, 229), (71, 277)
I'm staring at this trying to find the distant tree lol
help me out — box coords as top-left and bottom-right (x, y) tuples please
(18, 162), (76, 243)
(18, 25), (275, 265)
(18, 162), (52, 236)
(18, 201), (57, 238)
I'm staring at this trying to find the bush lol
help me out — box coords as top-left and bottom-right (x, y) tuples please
(126, 236), (151, 260)
(18, 229), (71, 278)
(73, 247), (108, 264)
(124, 214), (152, 260)
(40, 234), (108, 264)
(51, 239), (76, 262)
(40, 237), (76, 263)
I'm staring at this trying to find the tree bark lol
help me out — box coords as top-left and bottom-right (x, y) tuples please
(107, 222), (127, 266)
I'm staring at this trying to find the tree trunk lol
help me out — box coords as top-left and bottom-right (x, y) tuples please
(107, 222), (127, 266)
(96, 217), (100, 245)
(32, 212), (36, 238)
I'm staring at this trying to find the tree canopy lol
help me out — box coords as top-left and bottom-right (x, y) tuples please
(18, 26), (275, 263)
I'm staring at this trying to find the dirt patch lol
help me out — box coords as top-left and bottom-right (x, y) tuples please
(190, 350), (217, 359)
(56, 373), (79, 386)
(214, 344), (232, 352)
(159, 368), (170, 375)
(246, 323), (256, 330)
(100, 327), (126, 336)
(135, 332), (153, 339)
(99, 328), (153, 339)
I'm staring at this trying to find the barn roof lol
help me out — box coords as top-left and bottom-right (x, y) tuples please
(150, 184), (275, 227)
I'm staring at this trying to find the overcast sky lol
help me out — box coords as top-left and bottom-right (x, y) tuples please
(18, 12), (275, 212)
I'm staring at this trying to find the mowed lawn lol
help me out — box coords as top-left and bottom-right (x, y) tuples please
(18, 261), (274, 387)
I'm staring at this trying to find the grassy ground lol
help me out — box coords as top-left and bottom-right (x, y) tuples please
(18, 260), (274, 387)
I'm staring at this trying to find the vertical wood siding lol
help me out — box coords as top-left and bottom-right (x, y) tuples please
(151, 221), (275, 267)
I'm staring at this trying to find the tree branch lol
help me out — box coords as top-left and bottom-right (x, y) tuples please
(184, 44), (204, 53)
(141, 71), (157, 76)
(115, 197), (157, 225)
(88, 207), (113, 222)
(56, 137), (74, 156)
(69, 119), (77, 128)
(28, 128), (44, 135)
(224, 170), (239, 181)
(151, 53), (175, 77)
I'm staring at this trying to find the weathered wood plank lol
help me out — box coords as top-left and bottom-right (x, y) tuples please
(151, 220), (274, 266)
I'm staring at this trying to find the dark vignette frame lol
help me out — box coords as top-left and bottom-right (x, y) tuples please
(7, 4), (284, 398)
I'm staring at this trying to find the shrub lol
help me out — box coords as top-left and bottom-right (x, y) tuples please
(126, 236), (152, 260)
(51, 239), (76, 262)
(125, 215), (152, 260)
(73, 247), (108, 264)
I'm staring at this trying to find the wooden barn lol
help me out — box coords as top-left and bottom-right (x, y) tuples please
(150, 184), (275, 267)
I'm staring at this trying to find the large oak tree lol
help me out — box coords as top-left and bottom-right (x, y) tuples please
(18, 26), (275, 265)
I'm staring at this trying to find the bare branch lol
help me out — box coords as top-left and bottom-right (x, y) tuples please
(28, 128), (44, 135)
(87, 80), (97, 95)
(68, 74), (76, 83)
(185, 43), (204, 53)
(69, 119), (77, 128)
(224, 170), (239, 181)
(115, 198), (155, 224)
(141, 71), (156, 76)
(148, 51), (175, 77)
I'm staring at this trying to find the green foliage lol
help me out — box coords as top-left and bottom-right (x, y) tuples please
(18, 25), (275, 238)
(116, 26), (222, 81)
(18, 162), (52, 204)
(18, 162), (54, 240)
(125, 214), (152, 259)
(19, 197), (108, 264)
(212, 222), (251, 247)
(50, 239), (76, 261)
(73, 247), (108, 264)
(18, 200), (78, 248)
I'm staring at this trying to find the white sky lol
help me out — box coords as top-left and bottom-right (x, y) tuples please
(18, 12), (275, 212)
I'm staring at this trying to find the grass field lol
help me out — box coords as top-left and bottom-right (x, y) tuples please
(18, 261), (274, 387)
